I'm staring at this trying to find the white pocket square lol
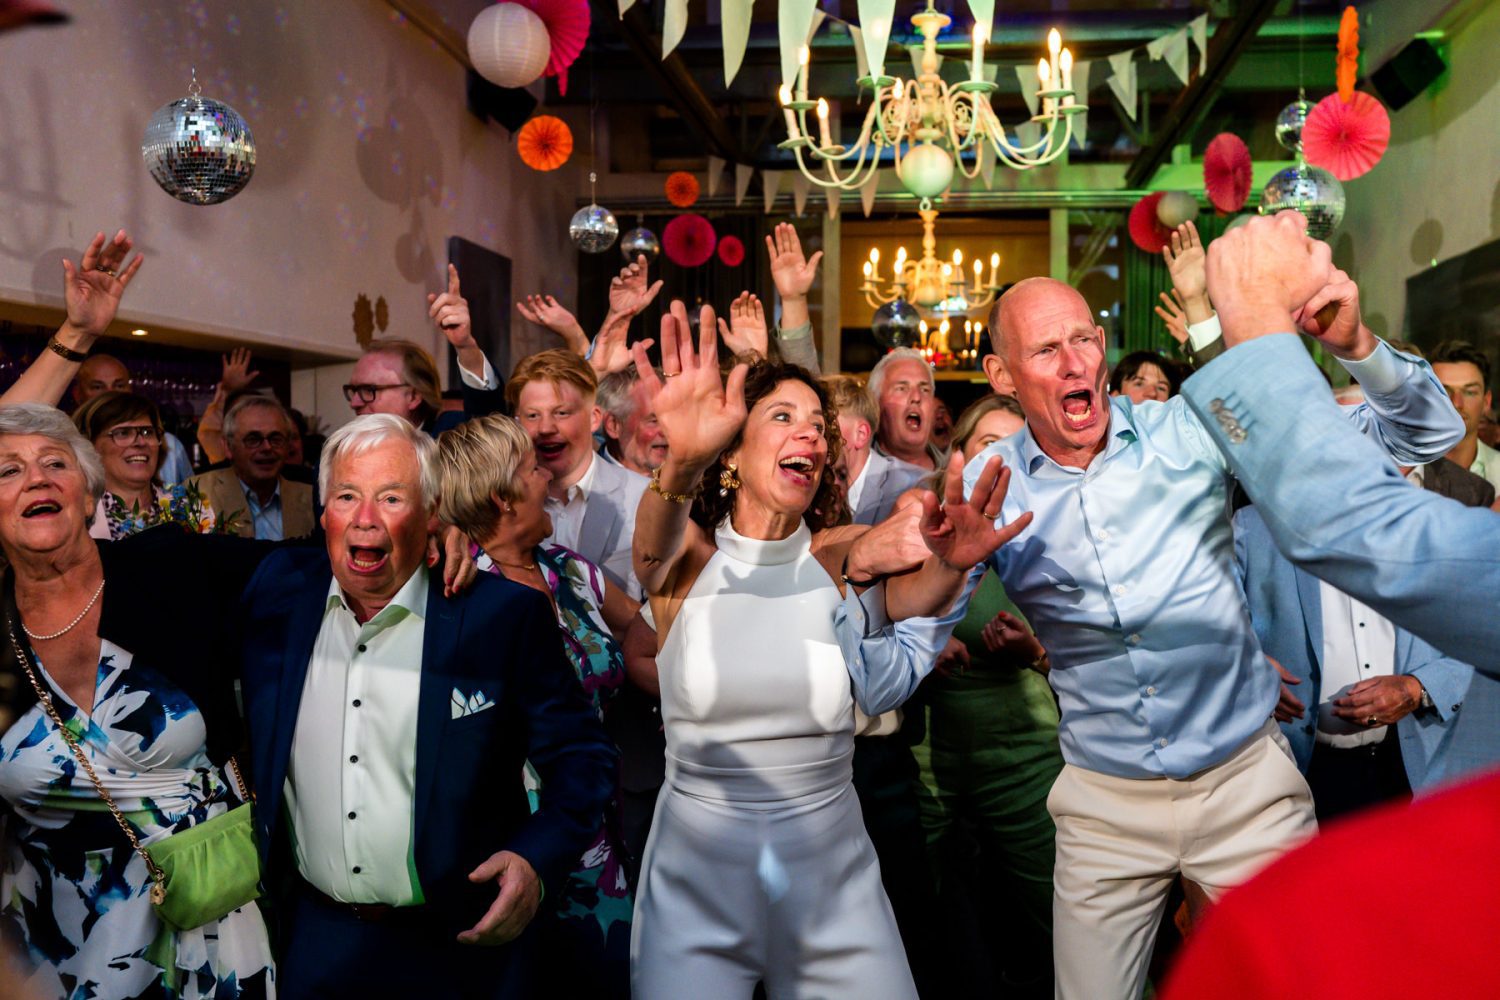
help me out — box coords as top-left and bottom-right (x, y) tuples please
(451, 688), (496, 720)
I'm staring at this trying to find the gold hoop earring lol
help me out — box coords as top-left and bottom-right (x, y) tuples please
(718, 463), (741, 497)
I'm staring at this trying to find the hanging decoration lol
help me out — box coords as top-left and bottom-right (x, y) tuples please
(1128, 193), (1173, 254)
(1156, 191), (1199, 228)
(665, 171), (701, 207)
(872, 299), (923, 349)
(722, 0), (754, 85)
(717, 235), (746, 267)
(1203, 133), (1253, 213)
(141, 68), (256, 206)
(663, 214), (717, 267)
(513, 0), (590, 95)
(570, 171), (619, 253)
(1336, 6), (1360, 104)
(1260, 163), (1345, 240)
(468, 3), (551, 88)
(706, 155), (726, 197)
(1302, 91), (1389, 181)
(1275, 97), (1315, 153)
(620, 218), (661, 263)
(516, 115), (573, 171)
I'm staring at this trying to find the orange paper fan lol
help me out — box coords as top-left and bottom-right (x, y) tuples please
(1337, 6), (1359, 103)
(665, 171), (700, 208)
(516, 115), (573, 171)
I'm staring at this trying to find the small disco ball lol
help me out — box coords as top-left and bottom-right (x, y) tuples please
(1274, 98), (1315, 154)
(619, 225), (660, 263)
(872, 298), (923, 349)
(1259, 162), (1346, 240)
(570, 204), (619, 254)
(141, 94), (256, 205)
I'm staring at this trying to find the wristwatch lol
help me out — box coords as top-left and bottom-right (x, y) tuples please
(1417, 684), (1434, 712)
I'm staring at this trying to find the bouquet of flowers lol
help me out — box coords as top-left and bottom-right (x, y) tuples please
(104, 482), (242, 539)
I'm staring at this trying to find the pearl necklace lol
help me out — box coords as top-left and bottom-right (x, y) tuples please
(22, 578), (106, 641)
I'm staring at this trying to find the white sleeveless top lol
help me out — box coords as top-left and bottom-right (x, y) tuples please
(657, 518), (854, 772)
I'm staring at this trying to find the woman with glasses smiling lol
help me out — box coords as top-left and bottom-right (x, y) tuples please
(73, 392), (219, 539)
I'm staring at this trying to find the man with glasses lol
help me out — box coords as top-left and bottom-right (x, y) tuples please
(1429, 340), (1500, 496)
(191, 395), (315, 540)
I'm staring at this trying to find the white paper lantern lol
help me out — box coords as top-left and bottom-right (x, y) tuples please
(1156, 191), (1199, 228)
(468, 4), (550, 89)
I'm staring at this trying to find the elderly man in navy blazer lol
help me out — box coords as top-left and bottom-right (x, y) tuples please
(240, 414), (615, 998)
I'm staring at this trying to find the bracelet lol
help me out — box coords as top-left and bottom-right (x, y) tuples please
(840, 553), (885, 589)
(1029, 649), (1050, 672)
(46, 336), (89, 363)
(648, 467), (699, 505)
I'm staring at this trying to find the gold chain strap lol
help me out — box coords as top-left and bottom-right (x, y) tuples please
(5, 617), (247, 904)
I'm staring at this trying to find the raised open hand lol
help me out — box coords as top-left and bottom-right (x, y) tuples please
(220, 348), (260, 393)
(766, 222), (823, 300)
(716, 292), (768, 359)
(633, 301), (747, 472)
(1163, 221), (1207, 303)
(62, 230), (144, 339)
(517, 293), (577, 332)
(609, 255), (665, 318)
(427, 263), (474, 349)
(918, 451), (1034, 572)
(1155, 289), (1189, 345)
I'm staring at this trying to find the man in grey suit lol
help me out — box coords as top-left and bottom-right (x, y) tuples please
(506, 349), (646, 598)
(823, 375), (927, 525)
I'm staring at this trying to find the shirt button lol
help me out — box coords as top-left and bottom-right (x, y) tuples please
(1145, 686), (1157, 696)
(352, 699), (362, 708)
(1128, 634), (1141, 645)
(1097, 529), (1110, 541)
(352, 866), (362, 874)
(347, 811), (357, 820)
(349, 755), (359, 764)
(357, 644), (367, 653)
(1157, 737), (1169, 747)
(1113, 585), (1127, 597)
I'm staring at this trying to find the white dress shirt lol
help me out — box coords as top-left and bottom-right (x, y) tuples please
(1473, 440), (1500, 495)
(1317, 582), (1398, 748)
(285, 568), (428, 904)
(545, 451), (600, 553)
(846, 449), (874, 514)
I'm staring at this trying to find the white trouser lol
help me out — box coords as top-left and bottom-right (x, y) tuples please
(1048, 719), (1317, 1000)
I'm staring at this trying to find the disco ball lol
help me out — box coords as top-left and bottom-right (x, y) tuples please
(619, 226), (660, 263)
(1274, 98), (1315, 154)
(141, 94), (256, 205)
(1259, 162), (1346, 240)
(569, 204), (619, 254)
(872, 298), (923, 349)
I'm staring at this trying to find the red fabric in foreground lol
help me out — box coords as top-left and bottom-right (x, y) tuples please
(1161, 766), (1500, 1000)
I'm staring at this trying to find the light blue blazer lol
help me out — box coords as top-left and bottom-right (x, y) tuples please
(1182, 334), (1500, 677)
(1233, 505), (1500, 792)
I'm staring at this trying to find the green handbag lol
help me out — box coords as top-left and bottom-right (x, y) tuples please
(9, 624), (262, 932)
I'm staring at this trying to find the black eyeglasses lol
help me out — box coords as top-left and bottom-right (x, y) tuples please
(104, 425), (159, 445)
(238, 432), (289, 450)
(343, 383), (411, 404)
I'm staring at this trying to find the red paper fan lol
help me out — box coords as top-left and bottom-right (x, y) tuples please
(1204, 133), (1253, 213)
(1303, 91), (1389, 181)
(717, 235), (745, 267)
(512, 0), (590, 96)
(1128, 193), (1173, 254)
(665, 171), (700, 208)
(663, 214), (717, 268)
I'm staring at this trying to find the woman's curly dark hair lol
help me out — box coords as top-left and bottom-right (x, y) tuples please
(690, 360), (845, 533)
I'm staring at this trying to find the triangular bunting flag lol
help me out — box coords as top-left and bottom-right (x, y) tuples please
(762, 170), (783, 214)
(856, 0), (897, 80)
(965, 0), (994, 34)
(792, 172), (812, 217)
(1016, 120), (1042, 151)
(1190, 14), (1209, 76)
(722, 0), (754, 86)
(848, 24), (870, 80)
(661, 0), (689, 58)
(779, 0), (820, 89)
(617, 0), (636, 15)
(1157, 27), (1191, 87)
(1107, 49), (1138, 121)
(1069, 60), (1091, 150)
(860, 169), (880, 216)
(735, 163), (755, 207)
(979, 140), (996, 189)
(1015, 63), (1040, 117)
(706, 156), (726, 197)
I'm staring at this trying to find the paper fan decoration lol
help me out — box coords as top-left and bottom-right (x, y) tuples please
(1204, 133), (1253, 213)
(665, 171), (700, 208)
(1303, 91), (1389, 181)
(663, 214), (717, 267)
(513, 0), (590, 96)
(1128, 193), (1173, 254)
(1337, 6), (1360, 104)
(717, 235), (745, 267)
(516, 115), (573, 171)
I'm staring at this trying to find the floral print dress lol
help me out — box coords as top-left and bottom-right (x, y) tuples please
(0, 640), (274, 1000)
(476, 544), (632, 958)
(90, 484), (220, 542)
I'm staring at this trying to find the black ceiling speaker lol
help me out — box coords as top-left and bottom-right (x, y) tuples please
(1371, 38), (1448, 111)
(465, 69), (538, 133)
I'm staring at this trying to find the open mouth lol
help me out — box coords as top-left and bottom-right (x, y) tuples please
(123, 454), (152, 465)
(903, 408), (924, 432)
(1061, 389), (1096, 428)
(22, 500), (62, 518)
(535, 440), (568, 461)
(778, 454), (818, 487)
(347, 545), (389, 575)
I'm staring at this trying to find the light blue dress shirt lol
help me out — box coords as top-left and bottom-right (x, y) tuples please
(838, 341), (1464, 780)
(241, 478), (285, 541)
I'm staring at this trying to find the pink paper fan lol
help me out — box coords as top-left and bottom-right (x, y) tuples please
(1204, 133), (1252, 213)
(663, 214), (717, 268)
(512, 0), (589, 96)
(717, 235), (745, 267)
(1302, 91), (1390, 182)
(1129, 193), (1173, 254)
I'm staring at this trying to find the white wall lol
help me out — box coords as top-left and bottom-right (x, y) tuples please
(1336, 1), (1500, 339)
(0, 0), (586, 430)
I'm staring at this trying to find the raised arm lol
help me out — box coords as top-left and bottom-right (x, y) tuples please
(589, 255), (663, 378)
(1, 230), (143, 407)
(199, 348), (260, 465)
(766, 222), (823, 375)
(631, 302), (748, 597)
(516, 294), (589, 356)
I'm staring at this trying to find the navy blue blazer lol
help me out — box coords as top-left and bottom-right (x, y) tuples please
(239, 549), (616, 930)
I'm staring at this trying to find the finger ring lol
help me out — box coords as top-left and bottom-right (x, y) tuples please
(97, 266), (117, 277)
(1366, 715), (1380, 727)
(663, 372), (681, 378)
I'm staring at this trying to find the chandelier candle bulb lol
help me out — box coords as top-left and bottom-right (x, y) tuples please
(797, 45), (810, 101)
(1039, 58), (1054, 116)
(816, 98), (832, 148)
(1049, 28), (1061, 60)
(1060, 48), (1074, 98)
(971, 23), (987, 83)
(779, 85), (800, 139)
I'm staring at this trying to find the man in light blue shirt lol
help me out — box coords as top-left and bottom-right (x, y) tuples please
(839, 272), (1463, 999)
